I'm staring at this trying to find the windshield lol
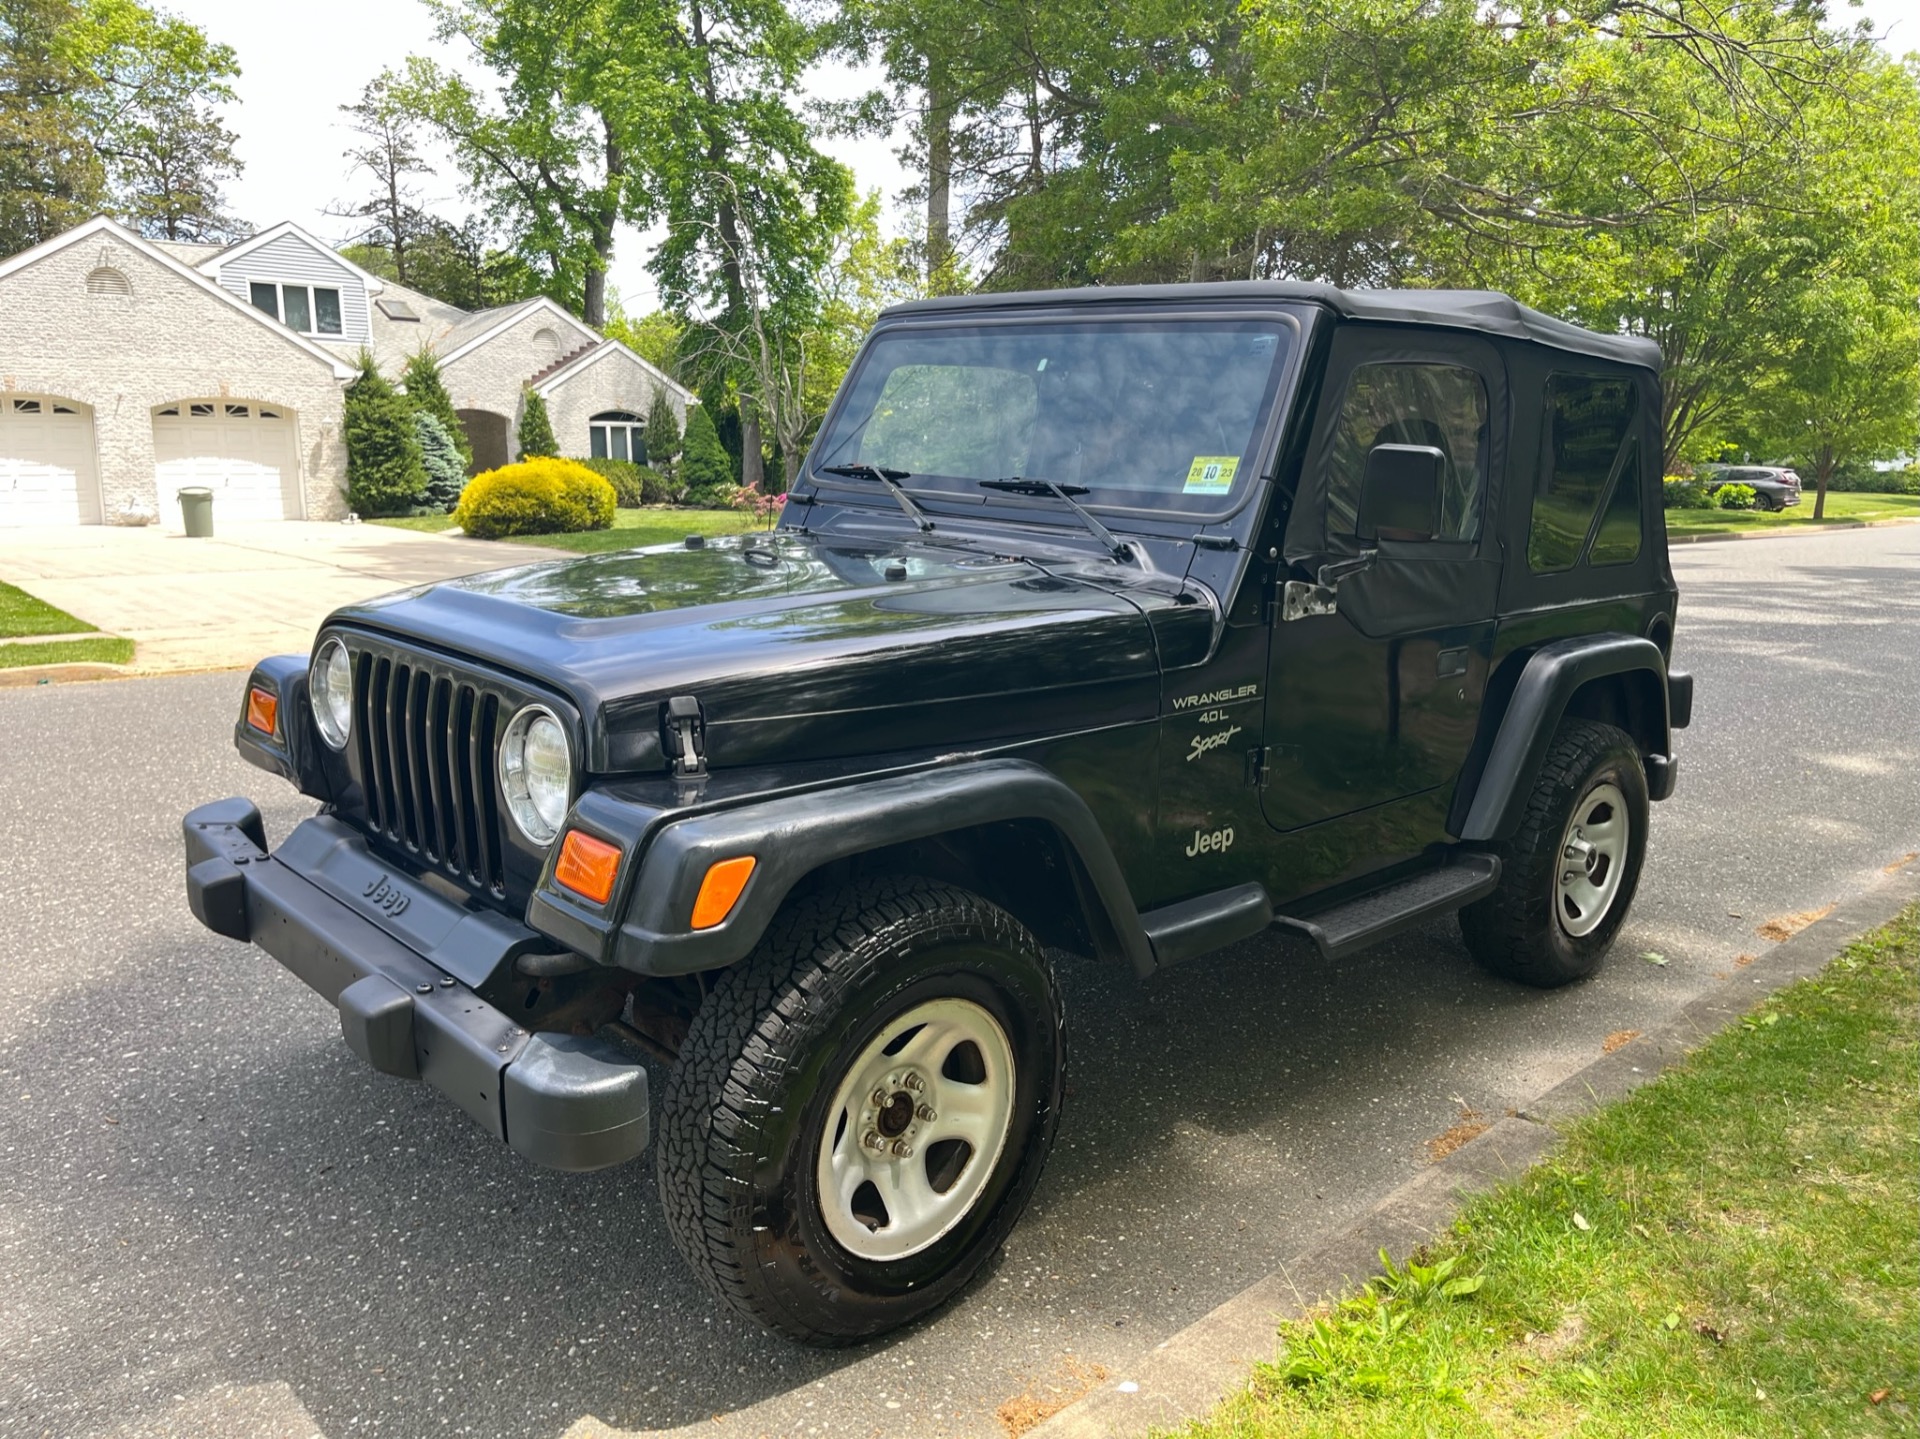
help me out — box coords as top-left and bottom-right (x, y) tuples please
(811, 317), (1293, 517)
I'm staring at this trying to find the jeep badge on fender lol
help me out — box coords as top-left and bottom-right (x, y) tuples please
(183, 281), (1690, 1345)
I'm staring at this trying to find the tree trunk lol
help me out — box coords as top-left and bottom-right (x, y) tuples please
(580, 122), (623, 329)
(1814, 443), (1834, 521)
(925, 56), (954, 287)
(739, 395), (764, 491)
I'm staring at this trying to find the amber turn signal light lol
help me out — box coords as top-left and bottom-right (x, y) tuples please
(554, 830), (621, 905)
(691, 856), (757, 930)
(246, 685), (279, 736)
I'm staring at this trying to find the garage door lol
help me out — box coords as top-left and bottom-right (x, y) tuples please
(0, 396), (101, 526)
(153, 401), (301, 523)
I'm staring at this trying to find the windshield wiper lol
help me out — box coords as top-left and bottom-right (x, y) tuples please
(817, 463), (934, 532)
(979, 477), (1133, 562)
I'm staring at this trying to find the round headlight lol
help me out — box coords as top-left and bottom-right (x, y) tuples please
(500, 705), (572, 844)
(310, 637), (351, 749)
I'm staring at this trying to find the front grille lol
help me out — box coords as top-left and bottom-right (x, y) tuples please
(350, 646), (508, 895)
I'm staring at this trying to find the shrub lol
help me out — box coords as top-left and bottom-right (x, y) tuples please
(644, 391), (682, 476)
(679, 403), (735, 506)
(402, 349), (472, 472)
(454, 458), (616, 539)
(344, 352), (426, 517)
(1716, 482), (1757, 510)
(1662, 477), (1714, 510)
(577, 456), (673, 507)
(517, 388), (558, 459)
(415, 411), (467, 512)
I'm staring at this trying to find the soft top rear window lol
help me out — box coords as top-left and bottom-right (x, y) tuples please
(811, 318), (1293, 518)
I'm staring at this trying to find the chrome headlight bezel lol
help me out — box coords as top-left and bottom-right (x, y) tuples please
(498, 703), (572, 845)
(309, 637), (352, 750)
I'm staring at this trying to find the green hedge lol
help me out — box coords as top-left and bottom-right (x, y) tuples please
(453, 458), (616, 539)
(1715, 482), (1757, 510)
(576, 456), (675, 507)
(1662, 477), (1714, 510)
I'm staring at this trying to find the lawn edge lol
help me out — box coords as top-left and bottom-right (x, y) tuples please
(1666, 514), (1920, 543)
(1030, 860), (1920, 1439)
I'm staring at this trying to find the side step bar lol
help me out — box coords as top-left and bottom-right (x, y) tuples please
(1275, 855), (1501, 961)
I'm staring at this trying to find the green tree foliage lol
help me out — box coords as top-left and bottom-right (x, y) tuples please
(414, 410), (467, 512)
(330, 75), (434, 286)
(345, 353), (427, 517)
(603, 300), (683, 375)
(678, 403), (735, 502)
(517, 387), (557, 459)
(643, 389), (681, 473)
(400, 348), (473, 472)
(2, 0), (242, 256)
(339, 215), (541, 312)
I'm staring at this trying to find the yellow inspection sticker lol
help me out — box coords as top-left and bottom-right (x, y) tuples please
(1183, 456), (1240, 495)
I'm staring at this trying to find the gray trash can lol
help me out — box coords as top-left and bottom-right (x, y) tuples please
(178, 486), (214, 538)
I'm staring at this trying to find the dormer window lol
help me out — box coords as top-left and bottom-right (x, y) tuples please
(249, 280), (344, 336)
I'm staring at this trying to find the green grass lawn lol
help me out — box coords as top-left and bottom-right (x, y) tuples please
(0, 636), (134, 669)
(0, 579), (96, 639)
(371, 507), (760, 553)
(1664, 491), (1920, 536)
(1171, 903), (1918, 1438)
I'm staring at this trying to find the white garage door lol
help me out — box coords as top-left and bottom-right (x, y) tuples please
(0, 396), (101, 526)
(153, 401), (301, 523)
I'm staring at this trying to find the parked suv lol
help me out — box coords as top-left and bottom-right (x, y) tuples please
(184, 282), (1691, 1344)
(1700, 463), (1802, 511)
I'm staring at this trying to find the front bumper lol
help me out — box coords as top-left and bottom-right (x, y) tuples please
(182, 798), (648, 1172)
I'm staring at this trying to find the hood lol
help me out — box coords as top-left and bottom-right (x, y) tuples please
(332, 531), (1180, 773)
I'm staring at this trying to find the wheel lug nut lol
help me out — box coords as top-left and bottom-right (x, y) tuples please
(916, 1103), (936, 1122)
(862, 1131), (885, 1152)
(891, 1139), (913, 1158)
(870, 1087), (888, 1107)
(902, 1073), (924, 1092)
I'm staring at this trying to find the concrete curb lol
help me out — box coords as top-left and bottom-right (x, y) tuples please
(0, 660), (132, 687)
(1032, 863), (1920, 1439)
(1667, 515), (1919, 544)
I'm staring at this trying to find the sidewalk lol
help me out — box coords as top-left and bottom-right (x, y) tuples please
(0, 521), (552, 674)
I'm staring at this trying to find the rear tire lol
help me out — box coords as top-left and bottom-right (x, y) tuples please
(1460, 720), (1648, 987)
(657, 876), (1064, 1345)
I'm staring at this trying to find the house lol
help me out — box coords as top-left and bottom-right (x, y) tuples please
(0, 216), (694, 527)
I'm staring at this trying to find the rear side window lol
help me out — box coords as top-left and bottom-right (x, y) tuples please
(1529, 375), (1639, 573)
(1326, 363), (1488, 543)
(1587, 439), (1643, 566)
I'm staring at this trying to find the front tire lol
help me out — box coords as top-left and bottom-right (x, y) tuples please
(1460, 719), (1649, 987)
(657, 877), (1064, 1345)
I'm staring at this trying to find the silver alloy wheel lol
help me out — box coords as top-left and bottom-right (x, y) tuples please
(1556, 779), (1629, 938)
(815, 997), (1017, 1262)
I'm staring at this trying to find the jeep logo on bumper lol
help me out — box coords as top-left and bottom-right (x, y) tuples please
(362, 874), (411, 917)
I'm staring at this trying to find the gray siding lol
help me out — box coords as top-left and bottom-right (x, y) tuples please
(213, 234), (372, 345)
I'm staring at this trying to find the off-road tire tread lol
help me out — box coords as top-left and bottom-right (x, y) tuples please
(656, 875), (1059, 1345)
(1460, 718), (1645, 987)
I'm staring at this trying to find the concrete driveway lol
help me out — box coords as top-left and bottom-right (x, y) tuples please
(0, 522), (552, 674)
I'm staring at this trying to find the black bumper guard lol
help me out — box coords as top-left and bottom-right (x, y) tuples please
(182, 798), (648, 1172)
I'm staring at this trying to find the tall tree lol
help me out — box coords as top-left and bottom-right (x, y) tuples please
(1, 0), (101, 254)
(332, 75), (433, 285)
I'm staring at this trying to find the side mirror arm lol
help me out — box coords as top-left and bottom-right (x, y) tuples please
(1280, 549), (1377, 623)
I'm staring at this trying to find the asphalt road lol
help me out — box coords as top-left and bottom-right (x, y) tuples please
(3, 525), (1916, 1439)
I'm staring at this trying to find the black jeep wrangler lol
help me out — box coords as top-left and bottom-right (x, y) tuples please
(184, 282), (1691, 1344)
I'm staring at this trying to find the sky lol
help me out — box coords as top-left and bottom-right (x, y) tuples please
(170, 0), (1918, 315)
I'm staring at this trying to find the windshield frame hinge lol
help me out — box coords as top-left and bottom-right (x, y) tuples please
(662, 695), (707, 780)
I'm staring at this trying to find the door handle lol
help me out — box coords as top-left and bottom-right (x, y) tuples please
(1437, 647), (1468, 678)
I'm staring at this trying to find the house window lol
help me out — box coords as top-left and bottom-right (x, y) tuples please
(589, 410), (646, 463)
(12, 399), (42, 414)
(246, 280), (345, 337)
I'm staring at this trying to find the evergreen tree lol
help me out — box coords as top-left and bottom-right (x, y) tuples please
(678, 403), (734, 501)
(344, 352), (426, 516)
(517, 388), (557, 459)
(644, 390), (681, 478)
(414, 410), (467, 512)
(401, 348), (472, 471)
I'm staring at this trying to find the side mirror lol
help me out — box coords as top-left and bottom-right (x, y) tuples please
(1358, 444), (1445, 542)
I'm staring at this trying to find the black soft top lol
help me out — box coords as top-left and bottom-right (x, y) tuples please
(882, 281), (1661, 372)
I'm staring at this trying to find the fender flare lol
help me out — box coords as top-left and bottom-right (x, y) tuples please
(1457, 635), (1673, 843)
(597, 758), (1156, 977)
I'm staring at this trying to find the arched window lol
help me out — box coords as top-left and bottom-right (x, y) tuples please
(589, 409), (646, 463)
(86, 266), (132, 296)
(532, 326), (561, 356)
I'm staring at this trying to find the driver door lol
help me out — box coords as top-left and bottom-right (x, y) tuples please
(1261, 329), (1506, 833)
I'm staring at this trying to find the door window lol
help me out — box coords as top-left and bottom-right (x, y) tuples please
(1529, 375), (1639, 572)
(1325, 363), (1488, 545)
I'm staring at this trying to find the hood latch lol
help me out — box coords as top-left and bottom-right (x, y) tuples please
(663, 695), (707, 779)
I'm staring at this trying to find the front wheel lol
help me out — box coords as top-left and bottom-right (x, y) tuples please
(1460, 719), (1649, 987)
(657, 877), (1064, 1344)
